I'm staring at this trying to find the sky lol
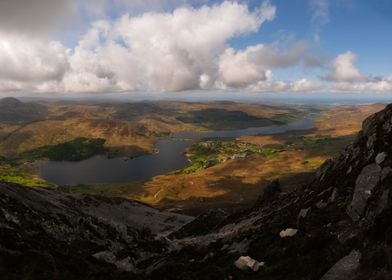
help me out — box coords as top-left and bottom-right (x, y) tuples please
(0, 0), (391, 95)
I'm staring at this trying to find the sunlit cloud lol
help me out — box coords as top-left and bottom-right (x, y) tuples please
(0, 0), (390, 94)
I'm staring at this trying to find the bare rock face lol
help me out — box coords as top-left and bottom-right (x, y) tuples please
(347, 163), (382, 221)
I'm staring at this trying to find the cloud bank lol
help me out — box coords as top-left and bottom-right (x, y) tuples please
(0, 0), (390, 94)
(1, 1), (286, 93)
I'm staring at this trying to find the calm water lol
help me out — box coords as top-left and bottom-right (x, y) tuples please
(172, 116), (314, 139)
(36, 117), (314, 185)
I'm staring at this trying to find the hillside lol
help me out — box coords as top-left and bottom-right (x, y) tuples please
(151, 103), (392, 279)
(1, 104), (392, 278)
(109, 104), (384, 210)
(0, 97), (48, 124)
(0, 98), (308, 158)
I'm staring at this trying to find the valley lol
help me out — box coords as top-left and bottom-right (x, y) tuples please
(0, 98), (385, 213)
(1, 1), (390, 278)
(2, 103), (392, 279)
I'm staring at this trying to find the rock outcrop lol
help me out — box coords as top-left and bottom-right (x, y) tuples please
(3, 104), (392, 279)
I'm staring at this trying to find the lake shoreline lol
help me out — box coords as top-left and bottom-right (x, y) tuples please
(36, 116), (315, 186)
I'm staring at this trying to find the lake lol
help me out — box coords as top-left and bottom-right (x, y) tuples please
(36, 116), (314, 185)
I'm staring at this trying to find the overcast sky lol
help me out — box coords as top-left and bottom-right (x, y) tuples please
(0, 0), (391, 95)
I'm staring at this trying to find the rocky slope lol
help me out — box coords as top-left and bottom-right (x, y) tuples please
(2, 104), (392, 279)
(150, 103), (392, 279)
(0, 182), (192, 279)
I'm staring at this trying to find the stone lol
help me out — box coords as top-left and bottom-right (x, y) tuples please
(321, 250), (361, 280)
(329, 188), (338, 203)
(316, 200), (328, 209)
(347, 164), (382, 221)
(366, 134), (377, 149)
(376, 152), (387, 165)
(297, 208), (310, 227)
(279, 228), (298, 238)
(316, 160), (333, 180)
(298, 208), (310, 220)
(234, 256), (265, 272)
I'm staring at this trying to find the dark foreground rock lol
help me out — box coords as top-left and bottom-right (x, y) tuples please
(2, 104), (392, 279)
(0, 183), (192, 279)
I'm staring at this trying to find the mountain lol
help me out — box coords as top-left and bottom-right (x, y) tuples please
(152, 103), (392, 279)
(0, 97), (48, 124)
(2, 104), (392, 279)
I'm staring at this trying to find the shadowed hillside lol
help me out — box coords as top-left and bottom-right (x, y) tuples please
(0, 97), (48, 124)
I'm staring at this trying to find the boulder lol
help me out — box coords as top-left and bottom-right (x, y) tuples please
(234, 256), (265, 272)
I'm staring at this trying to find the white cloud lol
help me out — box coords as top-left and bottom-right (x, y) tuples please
(0, 0), (389, 94)
(246, 80), (289, 92)
(218, 46), (269, 87)
(0, 1), (278, 93)
(62, 1), (277, 92)
(0, 0), (330, 94)
(0, 33), (69, 91)
(292, 78), (322, 92)
(217, 42), (308, 87)
(243, 78), (322, 93)
(321, 51), (392, 92)
(326, 51), (366, 82)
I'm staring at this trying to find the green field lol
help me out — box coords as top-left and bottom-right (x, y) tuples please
(0, 157), (53, 188)
(177, 140), (279, 174)
(21, 137), (107, 161)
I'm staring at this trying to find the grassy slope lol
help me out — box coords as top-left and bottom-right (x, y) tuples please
(0, 157), (53, 188)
